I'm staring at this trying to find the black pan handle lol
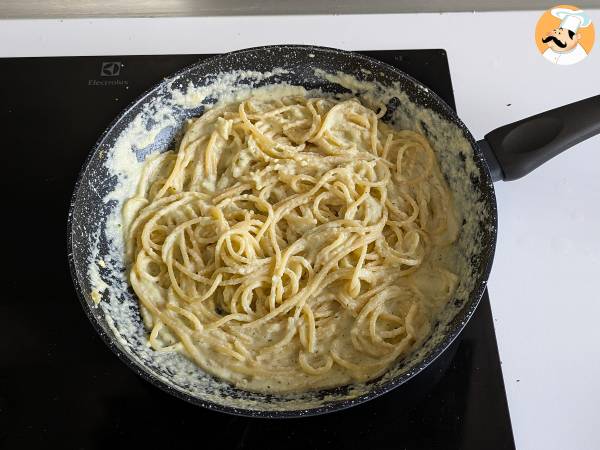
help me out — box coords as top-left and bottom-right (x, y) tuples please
(477, 95), (600, 182)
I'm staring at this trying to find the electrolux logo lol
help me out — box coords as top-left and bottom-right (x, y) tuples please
(88, 61), (129, 87)
(88, 79), (129, 86)
(101, 61), (122, 76)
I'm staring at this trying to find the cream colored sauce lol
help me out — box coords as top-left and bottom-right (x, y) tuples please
(125, 93), (461, 393)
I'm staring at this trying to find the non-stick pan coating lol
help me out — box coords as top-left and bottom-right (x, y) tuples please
(68, 45), (497, 417)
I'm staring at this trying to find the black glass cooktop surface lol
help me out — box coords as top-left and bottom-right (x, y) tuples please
(0, 49), (514, 450)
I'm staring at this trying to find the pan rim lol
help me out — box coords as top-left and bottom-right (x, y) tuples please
(66, 44), (498, 418)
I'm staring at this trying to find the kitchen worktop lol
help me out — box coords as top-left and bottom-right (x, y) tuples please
(1, 11), (599, 450)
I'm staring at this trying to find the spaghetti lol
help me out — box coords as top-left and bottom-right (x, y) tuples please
(124, 94), (459, 392)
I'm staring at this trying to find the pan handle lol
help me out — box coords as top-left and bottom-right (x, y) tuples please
(477, 95), (600, 182)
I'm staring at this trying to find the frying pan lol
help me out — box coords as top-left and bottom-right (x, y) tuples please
(67, 45), (600, 417)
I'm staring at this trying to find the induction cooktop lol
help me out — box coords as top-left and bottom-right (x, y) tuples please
(0, 49), (515, 450)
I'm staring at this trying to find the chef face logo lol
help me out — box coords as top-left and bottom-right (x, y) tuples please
(535, 5), (595, 65)
(542, 27), (580, 52)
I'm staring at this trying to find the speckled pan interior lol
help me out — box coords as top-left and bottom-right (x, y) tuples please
(67, 45), (497, 417)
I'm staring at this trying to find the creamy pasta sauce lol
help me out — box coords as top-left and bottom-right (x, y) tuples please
(124, 93), (459, 392)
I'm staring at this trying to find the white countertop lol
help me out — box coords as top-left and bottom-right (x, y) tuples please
(2, 11), (599, 449)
